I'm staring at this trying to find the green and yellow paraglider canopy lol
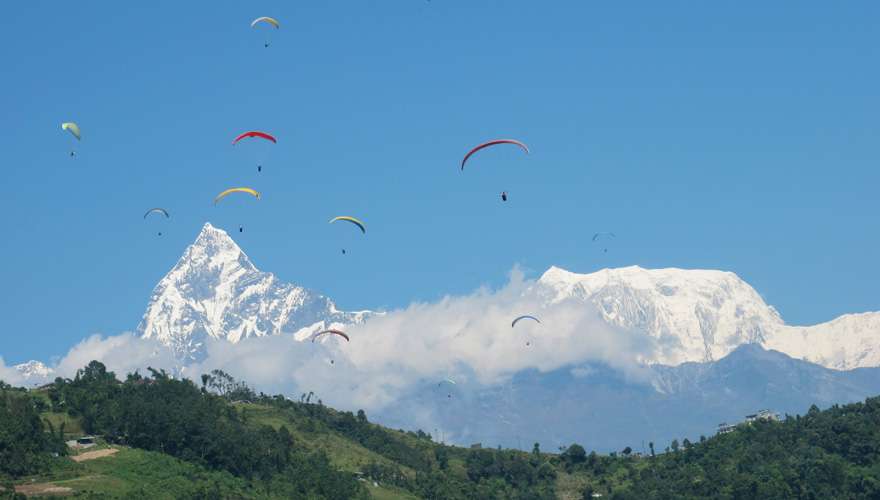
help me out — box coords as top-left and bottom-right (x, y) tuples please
(251, 16), (280, 29)
(214, 187), (261, 205)
(329, 216), (366, 234)
(61, 122), (81, 140)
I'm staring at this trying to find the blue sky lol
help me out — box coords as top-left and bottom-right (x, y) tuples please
(1, 1), (878, 363)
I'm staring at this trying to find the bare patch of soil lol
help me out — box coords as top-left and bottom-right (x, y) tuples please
(70, 448), (119, 462)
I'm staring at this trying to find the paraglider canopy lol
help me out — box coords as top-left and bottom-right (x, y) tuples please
(143, 207), (170, 219)
(461, 139), (529, 170)
(311, 329), (350, 343)
(232, 131), (277, 145)
(329, 216), (366, 234)
(251, 16), (280, 29)
(437, 378), (456, 399)
(511, 315), (541, 328)
(592, 232), (616, 253)
(61, 122), (81, 140)
(214, 187), (261, 205)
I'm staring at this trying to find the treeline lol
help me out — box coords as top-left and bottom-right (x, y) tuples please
(614, 399), (880, 499)
(551, 398), (880, 499)
(256, 394), (560, 499)
(0, 382), (66, 480)
(43, 361), (368, 499)
(6, 361), (880, 499)
(262, 396), (434, 472)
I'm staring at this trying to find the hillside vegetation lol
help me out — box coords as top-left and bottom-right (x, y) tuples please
(2, 362), (880, 499)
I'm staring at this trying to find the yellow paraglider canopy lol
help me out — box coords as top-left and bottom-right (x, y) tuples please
(214, 187), (261, 205)
(251, 16), (280, 29)
(61, 122), (81, 140)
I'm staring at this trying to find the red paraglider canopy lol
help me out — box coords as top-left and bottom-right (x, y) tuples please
(232, 131), (277, 145)
(461, 139), (529, 170)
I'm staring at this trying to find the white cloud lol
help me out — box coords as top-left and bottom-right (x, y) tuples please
(8, 268), (654, 416)
(54, 333), (179, 380)
(0, 357), (25, 386)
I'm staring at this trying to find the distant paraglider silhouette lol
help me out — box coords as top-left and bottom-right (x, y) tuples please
(144, 208), (169, 237)
(511, 315), (541, 328)
(251, 17), (279, 48)
(62, 122), (81, 158)
(592, 232), (616, 253)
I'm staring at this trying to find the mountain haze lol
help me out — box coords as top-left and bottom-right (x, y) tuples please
(377, 344), (880, 452)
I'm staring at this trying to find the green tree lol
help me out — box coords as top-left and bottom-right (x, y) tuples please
(582, 484), (596, 500)
(562, 444), (587, 468)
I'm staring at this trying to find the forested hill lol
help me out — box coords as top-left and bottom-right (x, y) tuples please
(2, 361), (880, 499)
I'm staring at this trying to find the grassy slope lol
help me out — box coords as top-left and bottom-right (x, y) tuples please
(236, 403), (421, 499)
(23, 404), (421, 499)
(24, 396), (628, 500)
(237, 404), (410, 473)
(15, 447), (260, 499)
(15, 389), (880, 499)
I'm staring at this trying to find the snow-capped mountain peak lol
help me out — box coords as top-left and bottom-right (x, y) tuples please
(535, 265), (879, 369)
(14, 360), (54, 383)
(186, 222), (258, 273)
(137, 222), (370, 361)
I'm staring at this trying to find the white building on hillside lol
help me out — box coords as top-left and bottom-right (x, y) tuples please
(745, 409), (780, 423)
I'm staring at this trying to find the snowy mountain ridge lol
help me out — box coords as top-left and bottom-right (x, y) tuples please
(11, 224), (879, 379)
(535, 265), (880, 370)
(14, 360), (54, 381)
(136, 223), (371, 361)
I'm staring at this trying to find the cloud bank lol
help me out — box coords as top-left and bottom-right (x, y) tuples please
(0, 357), (26, 386)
